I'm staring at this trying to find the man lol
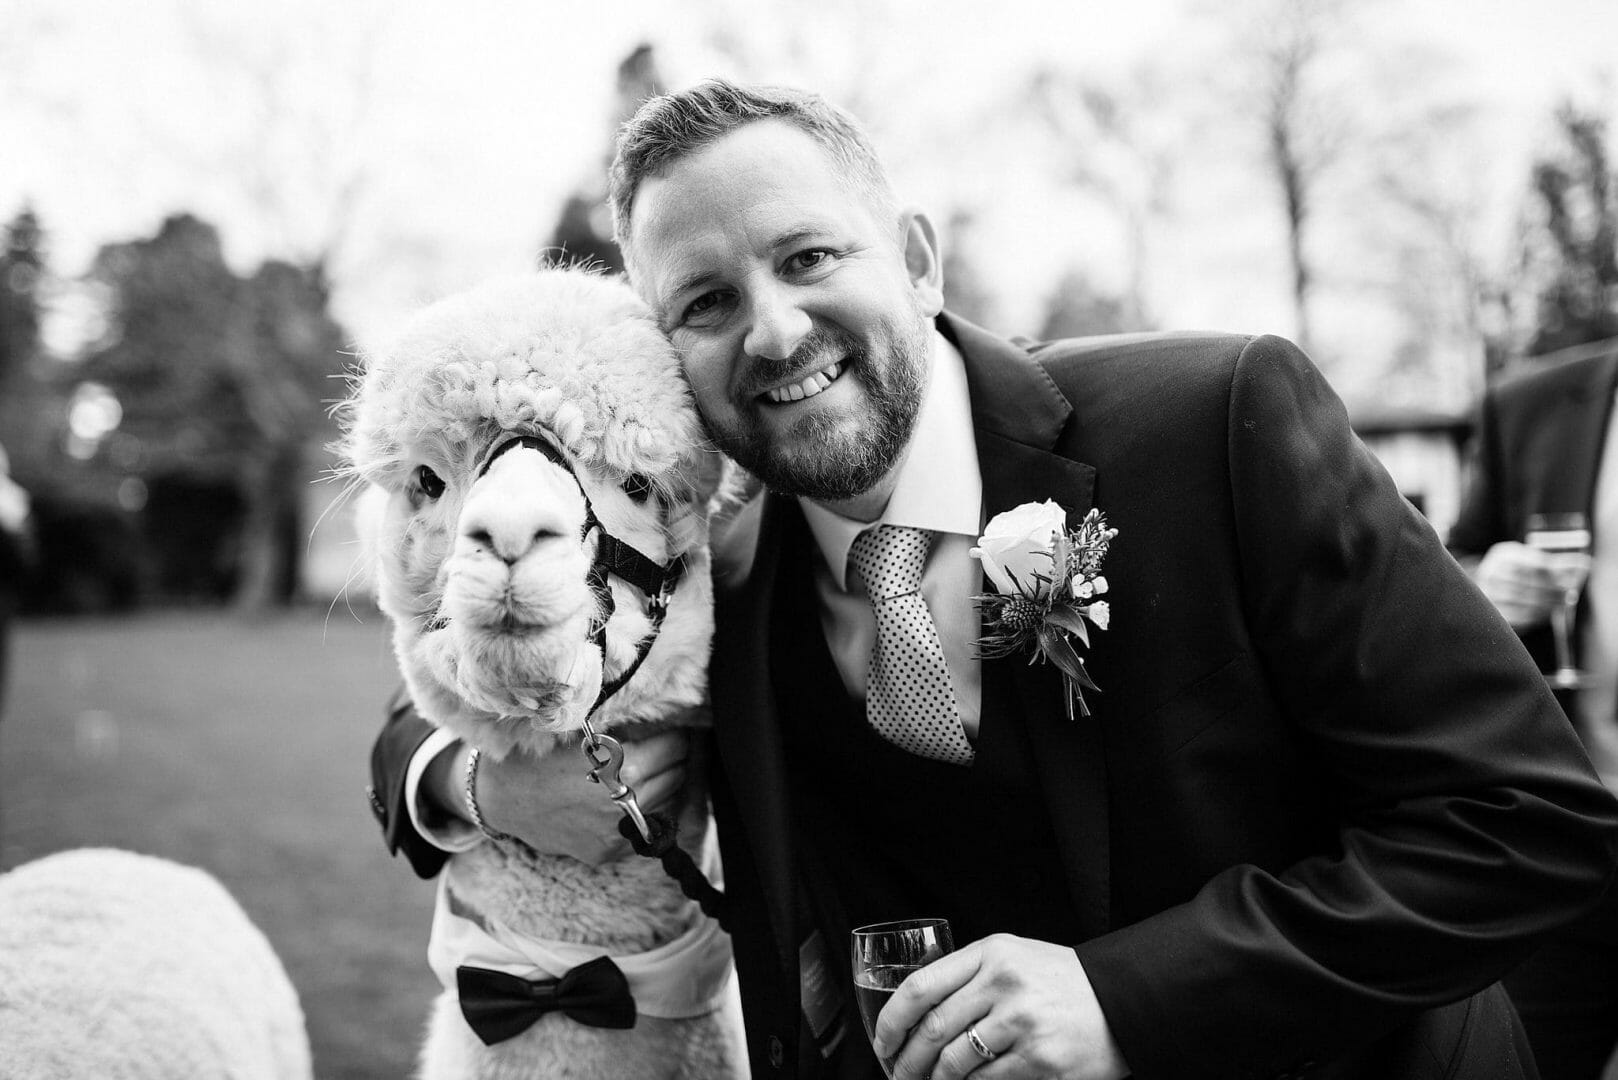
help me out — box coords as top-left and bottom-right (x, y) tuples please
(1449, 347), (1618, 1080)
(372, 81), (1618, 1079)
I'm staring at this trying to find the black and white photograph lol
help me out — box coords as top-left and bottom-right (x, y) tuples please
(3, 2), (1618, 1078)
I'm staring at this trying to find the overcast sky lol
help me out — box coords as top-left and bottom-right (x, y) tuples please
(4, 0), (1614, 395)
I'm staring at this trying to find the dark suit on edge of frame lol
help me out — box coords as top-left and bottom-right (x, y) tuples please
(1448, 347), (1618, 1080)
(1449, 349), (1618, 675)
(371, 315), (1618, 1080)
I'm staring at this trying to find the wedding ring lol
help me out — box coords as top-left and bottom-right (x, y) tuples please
(966, 1025), (997, 1062)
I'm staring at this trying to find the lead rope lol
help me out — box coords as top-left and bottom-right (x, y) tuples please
(573, 512), (727, 929)
(477, 433), (729, 926)
(578, 714), (729, 930)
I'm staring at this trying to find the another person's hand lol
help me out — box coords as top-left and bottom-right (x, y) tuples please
(427, 724), (693, 867)
(873, 933), (1128, 1080)
(1475, 540), (1585, 629)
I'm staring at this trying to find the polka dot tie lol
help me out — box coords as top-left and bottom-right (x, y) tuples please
(846, 525), (975, 767)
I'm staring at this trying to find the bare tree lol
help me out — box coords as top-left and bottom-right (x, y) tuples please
(1020, 66), (1175, 333)
(1370, 97), (1522, 386)
(1189, 0), (1364, 351)
(1521, 101), (1618, 357)
(1250, 0), (1358, 350)
(167, 5), (389, 609)
(176, 2), (387, 279)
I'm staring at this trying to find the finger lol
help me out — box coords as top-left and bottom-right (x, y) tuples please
(887, 988), (999, 1080)
(1480, 562), (1551, 593)
(620, 730), (691, 813)
(1480, 575), (1558, 618)
(931, 1021), (1006, 1080)
(625, 759), (689, 815)
(620, 728), (690, 786)
(872, 947), (983, 1058)
(1480, 543), (1552, 582)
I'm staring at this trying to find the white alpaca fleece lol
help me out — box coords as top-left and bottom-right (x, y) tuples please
(342, 267), (745, 1079)
(347, 270), (708, 501)
(0, 848), (312, 1080)
(345, 269), (724, 758)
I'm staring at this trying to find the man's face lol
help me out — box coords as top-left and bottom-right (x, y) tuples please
(626, 120), (944, 503)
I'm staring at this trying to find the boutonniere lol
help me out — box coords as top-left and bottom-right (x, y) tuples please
(970, 501), (1116, 719)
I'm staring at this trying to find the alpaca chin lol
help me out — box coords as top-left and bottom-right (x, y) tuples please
(459, 620), (591, 699)
(397, 622), (598, 758)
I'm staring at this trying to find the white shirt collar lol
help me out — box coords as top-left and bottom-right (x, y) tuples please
(800, 330), (983, 590)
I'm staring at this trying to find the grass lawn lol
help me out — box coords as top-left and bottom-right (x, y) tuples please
(1, 609), (441, 1079)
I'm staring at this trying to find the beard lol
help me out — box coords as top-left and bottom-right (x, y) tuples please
(709, 312), (929, 502)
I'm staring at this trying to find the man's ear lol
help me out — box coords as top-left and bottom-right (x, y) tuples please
(900, 209), (945, 317)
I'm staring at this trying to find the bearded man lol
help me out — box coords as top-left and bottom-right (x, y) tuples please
(371, 80), (1618, 1080)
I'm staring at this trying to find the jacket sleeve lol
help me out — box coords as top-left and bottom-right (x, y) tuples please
(368, 688), (451, 879)
(1074, 334), (1618, 1078)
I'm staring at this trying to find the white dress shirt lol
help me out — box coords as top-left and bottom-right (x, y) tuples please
(798, 329), (986, 739)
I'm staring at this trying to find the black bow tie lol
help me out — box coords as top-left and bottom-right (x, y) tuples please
(456, 957), (637, 1045)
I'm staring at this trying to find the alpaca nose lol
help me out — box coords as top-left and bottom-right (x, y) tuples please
(460, 452), (580, 563)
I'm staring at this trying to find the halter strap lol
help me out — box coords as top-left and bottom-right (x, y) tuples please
(480, 433), (571, 479)
(479, 432), (687, 721)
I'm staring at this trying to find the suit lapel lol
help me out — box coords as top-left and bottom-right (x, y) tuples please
(946, 314), (1097, 525)
(944, 313), (1113, 939)
(711, 493), (800, 973)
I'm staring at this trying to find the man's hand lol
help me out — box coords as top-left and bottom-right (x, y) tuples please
(423, 726), (692, 867)
(872, 934), (1128, 1080)
(1475, 540), (1589, 629)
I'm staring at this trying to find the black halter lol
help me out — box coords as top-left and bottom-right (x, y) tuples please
(476, 432), (729, 927)
(478, 433), (688, 717)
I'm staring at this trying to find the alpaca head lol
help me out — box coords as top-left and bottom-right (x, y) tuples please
(343, 270), (721, 758)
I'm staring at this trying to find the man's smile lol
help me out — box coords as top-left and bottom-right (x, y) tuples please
(761, 359), (848, 404)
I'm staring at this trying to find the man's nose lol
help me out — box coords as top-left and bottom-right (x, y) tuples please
(742, 286), (811, 361)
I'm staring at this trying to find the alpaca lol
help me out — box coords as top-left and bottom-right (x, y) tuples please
(0, 847), (312, 1079)
(344, 268), (744, 1080)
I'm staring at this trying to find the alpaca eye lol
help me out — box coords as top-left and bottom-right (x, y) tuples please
(622, 473), (653, 504)
(415, 465), (446, 500)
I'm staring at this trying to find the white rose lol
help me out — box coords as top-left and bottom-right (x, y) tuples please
(1087, 601), (1110, 630)
(971, 500), (1067, 596)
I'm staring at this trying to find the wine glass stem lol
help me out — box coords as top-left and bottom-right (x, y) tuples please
(1552, 599), (1577, 673)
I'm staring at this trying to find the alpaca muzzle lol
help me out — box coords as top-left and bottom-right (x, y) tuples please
(461, 432), (688, 719)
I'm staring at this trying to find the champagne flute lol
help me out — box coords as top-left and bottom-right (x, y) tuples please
(1525, 512), (1595, 689)
(851, 918), (954, 1077)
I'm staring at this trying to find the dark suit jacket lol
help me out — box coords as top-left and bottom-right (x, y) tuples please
(1448, 349), (1618, 672)
(704, 317), (1618, 1079)
(372, 318), (1618, 1080)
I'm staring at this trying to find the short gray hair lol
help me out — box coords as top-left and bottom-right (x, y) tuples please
(608, 80), (898, 269)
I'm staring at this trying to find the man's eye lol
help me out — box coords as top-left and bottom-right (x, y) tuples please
(785, 249), (832, 272)
(682, 291), (724, 324)
(414, 465), (445, 499)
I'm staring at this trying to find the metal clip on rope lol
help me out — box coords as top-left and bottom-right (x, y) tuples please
(579, 720), (653, 844)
